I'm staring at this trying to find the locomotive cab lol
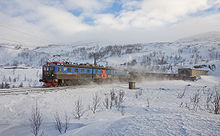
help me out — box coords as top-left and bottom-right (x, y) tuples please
(40, 64), (58, 87)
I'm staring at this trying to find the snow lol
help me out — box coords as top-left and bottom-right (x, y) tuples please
(0, 31), (220, 136)
(0, 67), (42, 88)
(0, 77), (219, 136)
(1, 31), (220, 73)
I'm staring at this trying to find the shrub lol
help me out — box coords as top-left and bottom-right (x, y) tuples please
(29, 102), (43, 136)
(73, 98), (84, 119)
(213, 91), (220, 114)
(103, 94), (109, 109)
(54, 112), (69, 134)
(91, 93), (101, 114)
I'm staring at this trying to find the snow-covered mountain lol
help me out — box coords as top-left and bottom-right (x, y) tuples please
(0, 31), (220, 74)
(179, 31), (220, 43)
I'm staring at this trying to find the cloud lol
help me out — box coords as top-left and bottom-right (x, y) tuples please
(73, 14), (220, 43)
(0, 12), (55, 46)
(37, 5), (91, 34)
(0, 0), (220, 46)
(98, 0), (218, 29)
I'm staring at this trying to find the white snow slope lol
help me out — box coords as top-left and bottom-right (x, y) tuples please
(0, 31), (220, 136)
(0, 76), (220, 136)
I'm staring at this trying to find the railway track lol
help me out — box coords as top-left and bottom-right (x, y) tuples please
(0, 86), (75, 95)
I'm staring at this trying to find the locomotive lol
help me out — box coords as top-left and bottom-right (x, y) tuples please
(39, 61), (200, 87)
(39, 62), (129, 87)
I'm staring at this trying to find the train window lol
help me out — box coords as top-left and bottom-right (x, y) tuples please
(64, 67), (67, 71)
(58, 67), (62, 71)
(67, 68), (71, 72)
(49, 67), (54, 71)
(107, 70), (111, 75)
(95, 69), (98, 73)
(87, 69), (90, 73)
(43, 66), (46, 71)
(97, 69), (101, 74)
(81, 68), (84, 73)
(46, 67), (49, 71)
(112, 70), (115, 74)
(75, 68), (79, 72)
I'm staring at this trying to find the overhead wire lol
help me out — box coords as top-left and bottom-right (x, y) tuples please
(0, 24), (53, 45)
(0, 37), (23, 45)
(0, 24), (51, 41)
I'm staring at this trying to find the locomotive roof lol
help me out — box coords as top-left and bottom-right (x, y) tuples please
(45, 62), (114, 70)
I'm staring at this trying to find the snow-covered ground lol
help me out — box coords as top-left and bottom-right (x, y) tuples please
(0, 67), (42, 88)
(0, 32), (220, 136)
(0, 76), (219, 136)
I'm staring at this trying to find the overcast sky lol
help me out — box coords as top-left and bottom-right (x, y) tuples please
(0, 0), (220, 46)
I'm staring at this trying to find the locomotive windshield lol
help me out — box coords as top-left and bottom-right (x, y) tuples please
(43, 66), (54, 72)
(43, 66), (46, 71)
(49, 67), (54, 71)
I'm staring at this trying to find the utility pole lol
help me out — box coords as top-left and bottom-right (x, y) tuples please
(93, 53), (98, 66)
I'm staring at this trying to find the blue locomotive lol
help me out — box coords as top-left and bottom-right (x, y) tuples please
(39, 62), (129, 87)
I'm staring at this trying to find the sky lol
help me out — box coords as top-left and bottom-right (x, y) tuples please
(0, 0), (220, 47)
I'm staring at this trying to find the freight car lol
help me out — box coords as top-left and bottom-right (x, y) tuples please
(39, 62), (129, 87)
(129, 72), (198, 81)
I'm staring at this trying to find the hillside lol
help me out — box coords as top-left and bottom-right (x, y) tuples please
(0, 31), (220, 88)
(0, 31), (220, 73)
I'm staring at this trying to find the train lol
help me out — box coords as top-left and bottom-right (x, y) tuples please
(40, 61), (201, 87)
(39, 62), (129, 87)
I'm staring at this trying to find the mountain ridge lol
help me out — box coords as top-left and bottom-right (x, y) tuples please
(0, 31), (220, 73)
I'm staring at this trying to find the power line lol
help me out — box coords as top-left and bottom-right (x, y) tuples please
(0, 36), (50, 46)
(0, 37), (23, 45)
(0, 24), (52, 42)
